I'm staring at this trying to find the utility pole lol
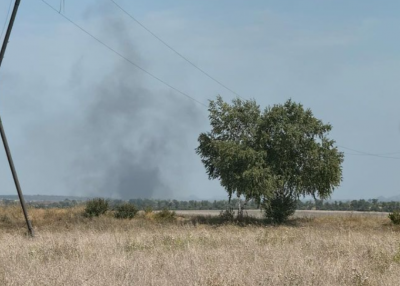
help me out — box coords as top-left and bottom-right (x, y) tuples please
(0, 0), (34, 237)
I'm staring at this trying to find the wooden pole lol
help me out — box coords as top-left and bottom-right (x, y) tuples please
(0, 0), (34, 237)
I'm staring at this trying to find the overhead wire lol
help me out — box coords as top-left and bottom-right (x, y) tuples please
(343, 152), (398, 158)
(108, 0), (245, 100)
(108, 0), (400, 160)
(40, 1), (398, 160)
(41, 0), (208, 108)
(338, 145), (400, 160)
(378, 151), (400, 156)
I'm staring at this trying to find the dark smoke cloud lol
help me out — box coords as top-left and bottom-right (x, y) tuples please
(0, 9), (205, 200)
(60, 16), (204, 199)
(41, 14), (203, 199)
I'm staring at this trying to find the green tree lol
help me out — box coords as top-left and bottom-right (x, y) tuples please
(114, 203), (138, 219)
(84, 198), (109, 217)
(196, 96), (344, 223)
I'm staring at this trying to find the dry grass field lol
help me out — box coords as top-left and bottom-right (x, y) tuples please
(0, 206), (400, 286)
(175, 209), (390, 218)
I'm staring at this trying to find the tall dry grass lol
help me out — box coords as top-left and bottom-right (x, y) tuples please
(0, 206), (399, 285)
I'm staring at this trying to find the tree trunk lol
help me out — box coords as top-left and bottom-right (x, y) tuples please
(238, 198), (242, 218)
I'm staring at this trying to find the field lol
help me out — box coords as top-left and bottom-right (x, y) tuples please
(175, 209), (390, 218)
(0, 206), (400, 286)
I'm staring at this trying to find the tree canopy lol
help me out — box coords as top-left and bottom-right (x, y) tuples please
(196, 96), (344, 219)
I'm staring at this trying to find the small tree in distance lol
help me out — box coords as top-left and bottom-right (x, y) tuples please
(84, 198), (109, 218)
(196, 96), (344, 223)
(114, 203), (138, 219)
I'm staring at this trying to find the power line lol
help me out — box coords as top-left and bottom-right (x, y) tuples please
(40, 1), (399, 161)
(109, 0), (400, 161)
(41, 0), (208, 108)
(338, 145), (400, 160)
(344, 152), (400, 160)
(379, 151), (400, 156)
(109, 0), (245, 100)
(0, 0), (13, 41)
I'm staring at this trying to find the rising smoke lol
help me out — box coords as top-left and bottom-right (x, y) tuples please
(0, 12), (205, 200)
(0, 7), (208, 200)
(63, 16), (204, 199)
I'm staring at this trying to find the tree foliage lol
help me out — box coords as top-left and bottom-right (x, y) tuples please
(114, 203), (138, 219)
(197, 96), (271, 201)
(196, 96), (344, 222)
(84, 198), (109, 217)
(263, 191), (298, 224)
(388, 211), (400, 225)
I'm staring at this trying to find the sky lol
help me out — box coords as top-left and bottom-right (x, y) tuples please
(0, 0), (399, 200)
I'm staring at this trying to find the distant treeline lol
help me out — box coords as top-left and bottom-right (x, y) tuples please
(2, 198), (257, 210)
(1, 198), (399, 212)
(0, 199), (81, 209)
(298, 199), (400, 212)
(118, 198), (258, 211)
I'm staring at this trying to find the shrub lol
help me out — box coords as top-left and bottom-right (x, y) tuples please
(144, 206), (153, 214)
(389, 210), (400, 225)
(263, 192), (297, 224)
(0, 214), (12, 224)
(219, 207), (235, 222)
(154, 208), (176, 222)
(84, 198), (109, 217)
(114, 203), (138, 219)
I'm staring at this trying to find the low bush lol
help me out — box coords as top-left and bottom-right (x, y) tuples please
(144, 206), (153, 214)
(154, 208), (176, 222)
(114, 203), (138, 219)
(0, 214), (12, 225)
(388, 210), (400, 225)
(84, 198), (109, 218)
(219, 207), (235, 222)
(263, 192), (297, 224)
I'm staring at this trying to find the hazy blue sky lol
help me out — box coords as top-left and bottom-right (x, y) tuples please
(0, 0), (399, 200)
